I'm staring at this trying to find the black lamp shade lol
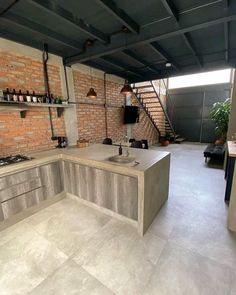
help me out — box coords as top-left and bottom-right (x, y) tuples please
(86, 87), (97, 98)
(120, 82), (133, 95)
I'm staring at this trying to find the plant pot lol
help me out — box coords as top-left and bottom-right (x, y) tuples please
(160, 140), (169, 146)
(215, 138), (225, 145)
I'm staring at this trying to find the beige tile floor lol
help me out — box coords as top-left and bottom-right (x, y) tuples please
(0, 143), (236, 295)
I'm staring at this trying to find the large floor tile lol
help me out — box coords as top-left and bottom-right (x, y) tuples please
(0, 220), (30, 247)
(230, 271), (236, 295)
(144, 242), (232, 295)
(169, 211), (236, 270)
(73, 219), (167, 295)
(29, 260), (114, 295)
(0, 226), (67, 295)
(30, 198), (111, 256)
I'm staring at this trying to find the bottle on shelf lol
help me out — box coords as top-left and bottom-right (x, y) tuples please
(26, 90), (31, 102)
(13, 89), (18, 102)
(32, 91), (37, 103)
(5, 88), (11, 101)
(19, 90), (24, 102)
(50, 93), (54, 104)
(45, 93), (50, 104)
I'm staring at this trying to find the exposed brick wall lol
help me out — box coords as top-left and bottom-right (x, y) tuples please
(73, 70), (126, 143)
(0, 47), (161, 156)
(0, 50), (65, 156)
(73, 69), (159, 145)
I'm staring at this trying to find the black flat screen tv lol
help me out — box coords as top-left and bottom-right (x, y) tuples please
(124, 105), (139, 124)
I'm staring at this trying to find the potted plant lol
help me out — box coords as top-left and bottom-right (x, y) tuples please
(210, 98), (231, 144)
(160, 133), (171, 146)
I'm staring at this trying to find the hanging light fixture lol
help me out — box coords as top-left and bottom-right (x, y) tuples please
(120, 80), (133, 95)
(86, 87), (97, 98)
(86, 65), (97, 98)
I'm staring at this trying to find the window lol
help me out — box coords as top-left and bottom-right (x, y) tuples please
(168, 69), (232, 89)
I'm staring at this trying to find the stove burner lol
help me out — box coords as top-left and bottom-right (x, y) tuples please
(0, 155), (34, 166)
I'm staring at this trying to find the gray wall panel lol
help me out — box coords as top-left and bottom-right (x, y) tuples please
(167, 83), (232, 143)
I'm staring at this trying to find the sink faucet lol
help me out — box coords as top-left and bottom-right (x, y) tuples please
(119, 143), (123, 155)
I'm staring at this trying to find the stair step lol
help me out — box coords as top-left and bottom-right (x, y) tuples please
(134, 85), (153, 89)
(175, 137), (185, 143)
(138, 91), (155, 94)
(141, 97), (157, 99)
(148, 107), (163, 110)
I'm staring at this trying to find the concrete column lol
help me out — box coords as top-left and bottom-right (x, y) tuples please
(125, 94), (132, 139)
(60, 66), (78, 145)
(227, 70), (236, 140)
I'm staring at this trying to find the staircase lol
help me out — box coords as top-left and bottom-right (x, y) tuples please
(132, 80), (176, 140)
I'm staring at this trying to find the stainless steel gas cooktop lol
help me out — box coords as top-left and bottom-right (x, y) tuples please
(0, 155), (33, 166)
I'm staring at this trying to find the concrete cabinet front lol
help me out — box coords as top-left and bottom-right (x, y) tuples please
(0, 161), (62, 221)
(61, 161), (138, 220)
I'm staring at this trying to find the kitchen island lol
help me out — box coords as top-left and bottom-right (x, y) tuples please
(227, 141), (236, 232)
(0, 144), (170, 235)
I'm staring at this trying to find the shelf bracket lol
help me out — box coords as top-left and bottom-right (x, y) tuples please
(20, 110), (27, 118)
(56, 108), (64, 117)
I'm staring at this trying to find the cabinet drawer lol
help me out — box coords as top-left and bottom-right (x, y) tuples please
(40, 162), (62, 197)
(0, 167), (40, 190)
(0, 204), (3, 221)
(0, 177), (42, 202)
(1, 187), (45, 220)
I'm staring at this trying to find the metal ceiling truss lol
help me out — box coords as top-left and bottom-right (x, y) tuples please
(84, 60), (137, 81)
(160, 0), (203, 68)
(64, 12), (236, 65)
(0, 0), (235, 82)
(149, 42), (180, 71)
(29, 0), (110, 44)
(100, 56), (142, 77)
(122, 49), (160, 74)
(3, 12), (81, 50)
(95, 0), (139, 34)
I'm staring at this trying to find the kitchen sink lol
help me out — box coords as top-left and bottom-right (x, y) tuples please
(108, 155), (135, 164)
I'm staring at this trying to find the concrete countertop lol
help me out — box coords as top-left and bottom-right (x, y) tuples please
(0, 144), (170, 177)
(227, 141), (236, 157)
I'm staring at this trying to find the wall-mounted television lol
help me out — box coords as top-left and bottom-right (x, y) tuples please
(124, 105), (139, 124)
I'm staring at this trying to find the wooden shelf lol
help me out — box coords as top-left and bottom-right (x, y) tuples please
(0, 101), (72, 118)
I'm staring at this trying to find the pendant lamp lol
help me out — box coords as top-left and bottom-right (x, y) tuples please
(120, 80), (133, 95)
(86, 87), (97, 98)
(87, 67), (97, 98)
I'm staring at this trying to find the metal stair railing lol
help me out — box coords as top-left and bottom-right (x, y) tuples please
(151, 81), (176, 138)
(132, 84), (161, 137)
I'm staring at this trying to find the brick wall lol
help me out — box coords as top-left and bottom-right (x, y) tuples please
(73, 69), (159, 145)
(0, 47), (160, 156)
(0, 50), (65, 156)
(73, 70), (126, 143)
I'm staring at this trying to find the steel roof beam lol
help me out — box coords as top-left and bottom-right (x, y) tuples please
(160, 0), (202, 68)
(0, 0), (19, 16)
(149, 42), (180, 70)
(122, 49), (160, 74)
(95, 0), (139, 34)
(182, 33), (203, 67)
(30, 0), (109, 44)
(100, 56), (142, 77)
(84, 60), (136, 81)
(223, 0), (229, 62)
(64, 13), (236, 65)
(224, 22), (229, 62)
(3, 12), (81, 50)
(160, 0), (179, 21)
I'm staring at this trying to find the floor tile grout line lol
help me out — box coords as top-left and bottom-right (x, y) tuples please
(167, 239), (236, 273)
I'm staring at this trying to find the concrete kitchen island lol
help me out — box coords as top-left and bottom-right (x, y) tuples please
(227, 141), (236, 232)
(0, 144), (170, 235)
